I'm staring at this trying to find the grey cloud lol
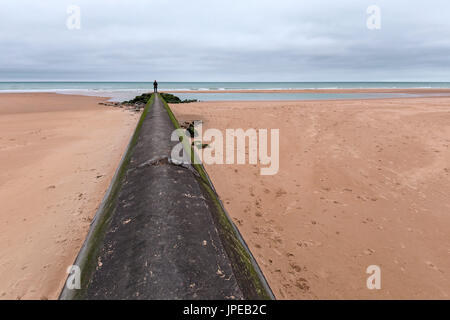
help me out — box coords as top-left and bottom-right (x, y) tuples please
(0, 0), (449, 81)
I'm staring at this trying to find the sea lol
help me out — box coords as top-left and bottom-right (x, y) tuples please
(1, 82), (450, 102)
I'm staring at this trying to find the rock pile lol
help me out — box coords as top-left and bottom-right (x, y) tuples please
(98, 101), (144, 113)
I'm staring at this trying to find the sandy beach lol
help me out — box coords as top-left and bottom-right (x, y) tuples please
(171, 96), (450, 299)
(0, 93), (139, 299)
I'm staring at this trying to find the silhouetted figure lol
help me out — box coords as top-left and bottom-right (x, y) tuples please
(153, 80), (158, 93)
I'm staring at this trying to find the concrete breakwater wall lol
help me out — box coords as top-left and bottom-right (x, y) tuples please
(60, 94), (273, 300)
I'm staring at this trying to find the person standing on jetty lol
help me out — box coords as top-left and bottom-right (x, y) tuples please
(153, 80), (158, 93)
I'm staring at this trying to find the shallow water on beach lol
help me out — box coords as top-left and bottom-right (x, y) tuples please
(1, 82), (450, 101)
(172, 92), (425, 101)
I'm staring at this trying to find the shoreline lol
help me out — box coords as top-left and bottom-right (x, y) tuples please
(1, 88), (450, 104)
(164, 88), (450, 94)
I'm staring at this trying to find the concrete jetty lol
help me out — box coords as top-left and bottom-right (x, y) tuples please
(60, 94), (273, 300)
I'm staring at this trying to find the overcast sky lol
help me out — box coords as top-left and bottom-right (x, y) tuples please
(1, 0), (449, 81)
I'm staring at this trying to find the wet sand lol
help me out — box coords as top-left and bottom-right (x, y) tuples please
(0, 93), (139, 299)
(171, 96), (450, 299)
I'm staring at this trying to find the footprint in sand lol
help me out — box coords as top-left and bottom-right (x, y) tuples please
(363, 248), (375, 255)
(295, 278), (310, 292)
(286, 252), (295, 258)
(297, 240), (322, 248)
(275, 188), (287, 198)
(289, 262), (302, 273)
(425, 261), (442, 272)
(270, 235), (283, 245)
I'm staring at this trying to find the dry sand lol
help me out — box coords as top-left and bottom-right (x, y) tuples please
(0, 93), (139, 299)
(171, 96), (450, 299)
